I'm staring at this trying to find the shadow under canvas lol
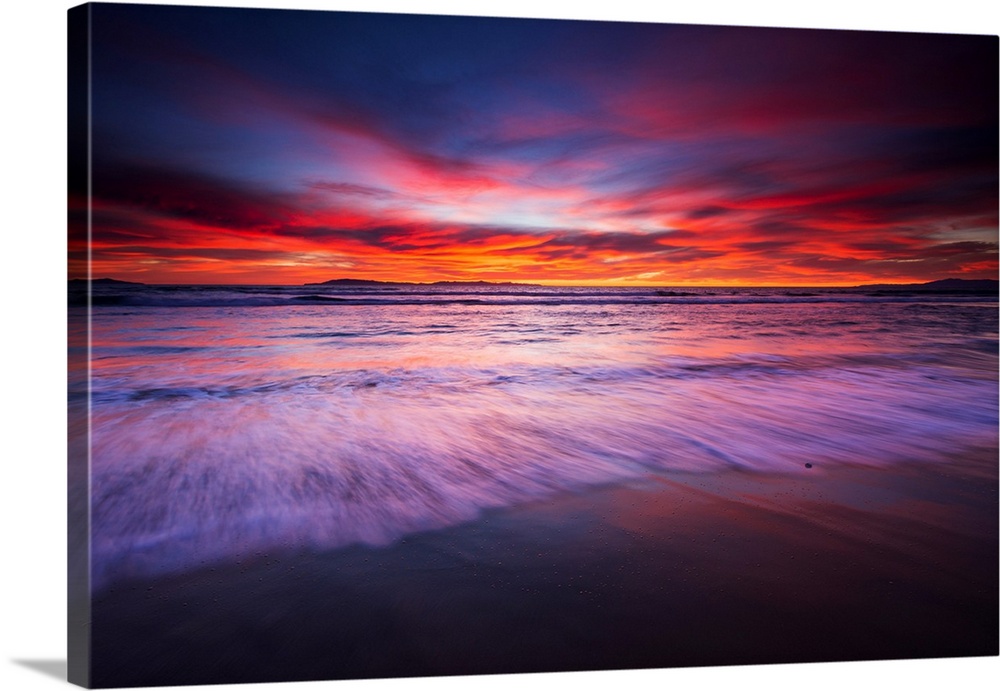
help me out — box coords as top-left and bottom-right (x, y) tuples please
(12, 659), (68, 682)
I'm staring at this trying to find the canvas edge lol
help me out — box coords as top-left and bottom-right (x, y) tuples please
(68, 3), (92, 688)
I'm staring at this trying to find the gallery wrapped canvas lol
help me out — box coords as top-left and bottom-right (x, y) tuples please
(68, 2), (998, 688)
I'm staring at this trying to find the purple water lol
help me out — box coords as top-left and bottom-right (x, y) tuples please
(71, 284), (998, 589)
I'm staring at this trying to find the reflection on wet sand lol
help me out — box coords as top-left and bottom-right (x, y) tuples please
(91, 452), (997, 687)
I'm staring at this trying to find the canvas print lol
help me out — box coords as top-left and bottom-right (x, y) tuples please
(67, 2), (998, 688)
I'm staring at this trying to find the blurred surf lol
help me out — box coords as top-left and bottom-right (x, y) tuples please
(70, 285), (998, 589)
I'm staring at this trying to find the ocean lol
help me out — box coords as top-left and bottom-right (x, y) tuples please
(69, 282), (998, 592)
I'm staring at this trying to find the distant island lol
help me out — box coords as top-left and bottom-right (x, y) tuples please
(303, 278), (542, 287)
(856, 278), (998, 293)
(306, 277), (997, 292)
(302, 278), (392, 286)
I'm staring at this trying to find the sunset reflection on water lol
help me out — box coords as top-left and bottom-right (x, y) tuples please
(75, 289), (997, 590)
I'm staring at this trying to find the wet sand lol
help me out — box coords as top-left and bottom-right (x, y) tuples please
(90, 450), (998, 688)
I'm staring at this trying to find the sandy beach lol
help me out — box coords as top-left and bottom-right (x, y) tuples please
(89, 448), (997, 688)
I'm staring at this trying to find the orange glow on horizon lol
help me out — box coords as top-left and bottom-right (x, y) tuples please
(75, 14), (998, 290)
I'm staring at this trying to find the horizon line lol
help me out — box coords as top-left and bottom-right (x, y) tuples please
(68, 276), (999, 289)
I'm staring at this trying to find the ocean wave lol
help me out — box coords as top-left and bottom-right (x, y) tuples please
(87, 354), (998, 590)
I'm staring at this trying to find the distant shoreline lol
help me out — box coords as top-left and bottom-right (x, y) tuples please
(67, 277), (1000, 292)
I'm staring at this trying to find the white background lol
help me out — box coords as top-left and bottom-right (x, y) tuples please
(1, 1), (997, 690)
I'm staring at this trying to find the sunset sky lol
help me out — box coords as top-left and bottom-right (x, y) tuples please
(70, 4), (998, 286)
